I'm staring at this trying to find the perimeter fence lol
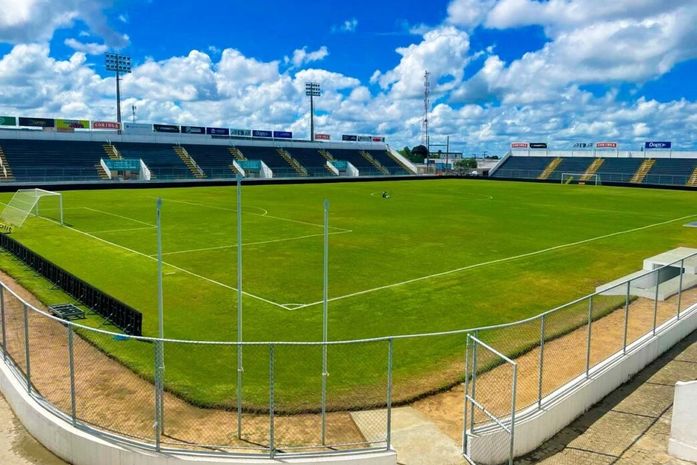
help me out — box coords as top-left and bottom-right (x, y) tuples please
(0, 250), (696, 462)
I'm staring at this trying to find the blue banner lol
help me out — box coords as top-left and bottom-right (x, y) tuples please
(273, 131), (292, 139)
(230, 128), (251, 137)
(342, 134), (358, 141)
(206, 127), (229, 135)
(252, 130), (273, 138)
(181, 125), (205, 135)
(644, 141), (671, 149)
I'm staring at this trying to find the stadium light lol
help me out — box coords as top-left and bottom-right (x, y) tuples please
(105, 52), (132, 127)
(305, 82), (321, 142)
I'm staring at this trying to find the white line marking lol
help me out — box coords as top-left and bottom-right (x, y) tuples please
(157, 230), (352, 257)
(86, 226), (156, 234)
(292, 213), (697, 309)
(82, 207), (155, 227)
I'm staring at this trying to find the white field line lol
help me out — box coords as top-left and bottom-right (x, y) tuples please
(82, 207), (155, 227)
(292, 213), (697, 309)
(156, 229), (352, 257)
(161, 197), (351, 232)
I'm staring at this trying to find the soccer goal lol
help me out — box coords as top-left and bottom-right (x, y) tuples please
(0, 188), (64, 228)
(561, 172), (601, 185)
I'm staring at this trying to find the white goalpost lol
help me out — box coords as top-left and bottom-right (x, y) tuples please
(560, 172), (601, 186)
(0, 188), (64, 227)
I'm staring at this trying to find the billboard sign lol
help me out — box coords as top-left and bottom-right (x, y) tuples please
(342, 134), (358, 142)
(206, 127), (230, 135)
(124, 122), (152, 134)
(573, 142), (593, 149)
(252, 130), (273, 138)
(372, 136), (385, 142)
(529, 142), (548, 149)
(230, 128), (251, 137)
(56, 119), (89, 129)
(315, 133), (330, 140)
(92, 121), (120, 130)
(153, 124), (180, 133)
(644, 141), (671, 149)
(511, 142), (528, 149)
(273, 130), (292, 139)
(181, 125), (205, 135)
(18, 117), (55, 128)
(0, 116), (17, 126)
(596, 142), (617, 149)
(357, 135), (372, 142)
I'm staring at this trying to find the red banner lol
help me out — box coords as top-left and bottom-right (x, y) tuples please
(372, 136), (385, 142)
(595, 142), (617, 149)
(315, 133), (331, 140)
(92, 121), (120, 130)
(511, 142), (528, 148)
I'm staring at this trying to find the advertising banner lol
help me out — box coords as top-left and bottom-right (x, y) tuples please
(124, 122), (152, 134)
(596, 142), (617, 149)
(252, 130), (273, 138)
(230, 128), (251, 137)
(644, 141), (671, 149)
(357, 135), (372, 142)
(372, 136), (385, 142)
(529, 142), (548, 149)
(18, 117), (55, 128)
(181, 125), (205, 135)
(342, 134), (358, 142)
(92, 121), (120, 130)
(206, 127), (230, 135)
(153, 124), (180, 133)
(273, 131), (292, 139)
(572, 142), (593, 149)
(511, 142), (528, 149)
(315, 133), (331, 140)
(56, 119), (89, 129)
(0, 116), (17, 126)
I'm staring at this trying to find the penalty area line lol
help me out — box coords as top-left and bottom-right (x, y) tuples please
(293, 213), (697, 309)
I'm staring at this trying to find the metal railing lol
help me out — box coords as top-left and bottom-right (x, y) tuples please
(0, 250), (695, 460)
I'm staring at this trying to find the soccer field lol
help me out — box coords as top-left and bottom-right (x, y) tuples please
(2, 178), (696, 408)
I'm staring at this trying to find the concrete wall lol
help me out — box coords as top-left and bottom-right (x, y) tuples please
(669, 380), (697, 461)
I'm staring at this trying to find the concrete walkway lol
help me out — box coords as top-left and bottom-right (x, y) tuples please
(517, 330), (697, 464)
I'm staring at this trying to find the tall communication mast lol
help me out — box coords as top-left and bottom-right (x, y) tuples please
(421, 70), (431, 148)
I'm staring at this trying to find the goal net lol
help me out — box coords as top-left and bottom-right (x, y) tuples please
(0, 188), (64, 228)
(561, 173), (601, 186)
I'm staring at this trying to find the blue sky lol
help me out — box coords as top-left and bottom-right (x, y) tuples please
(0, 0), (696, 154)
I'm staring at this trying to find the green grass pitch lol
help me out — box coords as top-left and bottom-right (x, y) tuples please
(2, 178), (696, 410)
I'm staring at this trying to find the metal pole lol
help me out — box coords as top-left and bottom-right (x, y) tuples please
(321, 199), (329, 445)
(586, 296), (592, 378)
(386, 338), (393, 451)
(156, 198), (165, 434)
(509, 363), (518, 465)
(653, 269), (660, 335)
(469, 331), (478, 432)
(68, 325), (76, 425)
(236, 177), (244, 438)
(59, 194), (64, 225)
(116, 69), (122, 125)
(0, 286), (5, 360)
(23, 304), (30, 393)
(310, 94), (315, 142)
(154, 343), (161, 451)
(462, 335), (469, 455)
(269, 344), (275, 459)
(537, 315), (545, 408)
(677, 259), (684, 319)
(623, 281), (630, 354)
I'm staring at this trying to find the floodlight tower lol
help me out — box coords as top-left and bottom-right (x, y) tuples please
(305, 82), (321, 141)
(421, 70), (431, 149)
(105, 52), (132, 127)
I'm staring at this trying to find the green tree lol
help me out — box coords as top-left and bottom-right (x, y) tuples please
(454, 158), (477, 173)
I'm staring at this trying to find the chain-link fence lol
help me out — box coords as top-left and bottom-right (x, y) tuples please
(0, 252), (696, 462)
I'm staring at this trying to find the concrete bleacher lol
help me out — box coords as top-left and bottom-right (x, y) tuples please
(181, 144), (236, 178)
(550, 157), (593, 180)
(594, 158), (644, 183)
(646, 158), (697, 185)
(0, 139), (104, 181)
(365, 149), (409, 175)
(113, 142), (194, 179)
(284, 147), (329, 176)
(491, 156), (557, 179)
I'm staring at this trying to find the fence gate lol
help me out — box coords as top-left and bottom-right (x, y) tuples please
(463, 334), (518, 465)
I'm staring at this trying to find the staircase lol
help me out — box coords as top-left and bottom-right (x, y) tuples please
(229, 162), (244, 177)
(319, 149), (334, 162)
(173, 146), (207, 179)
(277, 148), (308, 176)
(103, 143), (122, 160)
(581, 158), (604, 182)
(95, 163), (110, 180)
(688, 167), (697, 187)
(537, 157), (562, 180)
(630, 159), (655, 183)
(0, 146), (15, 181)
(228, 147), (246, 161)
(360, 151), (390, 175)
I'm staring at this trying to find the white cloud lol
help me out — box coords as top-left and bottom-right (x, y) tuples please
(447, 0), (497, 28)
(284, 46), (329, 68)
(64, 38), (108, 55)
(335, 18), (358, 33)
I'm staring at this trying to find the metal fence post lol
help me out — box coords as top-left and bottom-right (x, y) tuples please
(0, 285), (5, 361)
(537, 315), (545, 408)
(653, 269), (660, 335)
(470, 331), (479, 432)
(68, 324), (76, 426)
(509, 363), (518, 465)
(386, 338), (393, 451)
(585, 296), (592, 378)
(623, 281), (630, 354)
(154, 341), (162, 451)
(269, 344), (275, 459)
(677, 259), (684, 320)
(23, 304), (30, 393)
(462, 334), (469, 455)
(321, 342), (327, 446)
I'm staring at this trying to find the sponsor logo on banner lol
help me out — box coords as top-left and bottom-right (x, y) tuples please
(18, 117), (55, 128)
(206, 127), (230, 135)
(153, 124), (180, 133)
(357, 135), (372, 142)
(315, 133), (330, 140)
(92, 121), (120, 130)
(372, 136), (385, 142)
(56, 119), (89, 129)
(573, 142), (593, 149)
(273, 131), (292, 139)
(230, 128), (251, 137)
(342, 134), (358, 141)
(596, 142), (617, 149)
(124, 122), (152, 134)
(181, 125), (205, 135)
(0, 116), (17, 126)
(645, 141), (671, 149)
(529, 142), (548, 149)
(252, 130), (273, 138)
(511, 142), (528, 149)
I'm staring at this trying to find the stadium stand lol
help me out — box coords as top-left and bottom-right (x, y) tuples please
(491, 156), (557, 179)
(113, 142), (194, 179)
(645, 158), (697, 185)
(594, 158), (644, 183)
(0, 139), (104, 181)
(181, 144), (237, 178)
